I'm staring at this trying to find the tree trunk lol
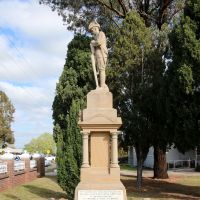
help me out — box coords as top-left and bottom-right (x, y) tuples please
(135, 144), (149, 189)
(136, 156), (143, 190)
(153, 145), (168, 179)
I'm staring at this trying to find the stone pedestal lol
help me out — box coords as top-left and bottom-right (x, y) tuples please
(75, 88), (127, 200)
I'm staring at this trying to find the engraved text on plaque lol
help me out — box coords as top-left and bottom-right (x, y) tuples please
(78, 190), (123, 200)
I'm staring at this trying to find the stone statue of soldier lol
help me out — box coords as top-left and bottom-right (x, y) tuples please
(89, 21), (108, 89)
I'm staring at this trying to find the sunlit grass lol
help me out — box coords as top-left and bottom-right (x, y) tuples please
(120, 164), (137, 171)
(0, 172), (199, 200)
(0, 176), (67, 200)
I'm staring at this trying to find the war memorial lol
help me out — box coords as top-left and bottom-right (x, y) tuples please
(75, 21), (127, 200)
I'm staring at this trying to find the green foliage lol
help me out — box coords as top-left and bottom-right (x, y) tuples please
(56, 101), (81, 199)
(167, 0), (200, 152)
(110, 11), (172, 180)
(110, 11), (156, 188)
(177, 64), (194, 94)
(53, 35), (93, 142)
(0, 91), (15, 146)
(120, 164), (136, 171)
(41, 0), (186, 180)
(52, 34), (93, 199)
(40, 0), (183, 31)
(24, 133), (56, 154)
(110, 11), (169, 150)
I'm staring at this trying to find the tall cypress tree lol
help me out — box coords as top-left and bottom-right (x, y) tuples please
(167, 0), (200, 153)
(52, 34), (93, 199)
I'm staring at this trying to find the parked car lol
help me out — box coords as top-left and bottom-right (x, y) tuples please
(45, 156), (56, 161)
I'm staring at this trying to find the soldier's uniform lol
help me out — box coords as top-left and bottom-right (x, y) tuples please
(89, 22), (108, 88)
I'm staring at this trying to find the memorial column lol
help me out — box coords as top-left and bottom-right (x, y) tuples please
(110, 131), (119, 168)
(81, 131), (90, 168)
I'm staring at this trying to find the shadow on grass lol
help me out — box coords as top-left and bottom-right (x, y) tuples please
(4, 194), (22, 200)
(23, 184), (67, 199)
(122, 175), (200, 200)
(45, 175), (58, 183)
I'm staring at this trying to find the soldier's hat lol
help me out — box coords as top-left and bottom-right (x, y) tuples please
(88, 21), (100, 31)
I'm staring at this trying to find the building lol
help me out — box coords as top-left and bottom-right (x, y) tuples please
(0, 147), (23, 154)
(128, 146), (200, 169)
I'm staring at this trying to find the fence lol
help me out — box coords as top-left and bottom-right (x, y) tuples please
(167, 159), (197, 169)
(0, 157), (45, 192)
(0, 162), (7, 174)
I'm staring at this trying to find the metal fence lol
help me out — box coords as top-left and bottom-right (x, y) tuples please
(30, 160), (37, 169)
(167, 159), (196, 169)
(14, 161), (25, 171)
(0, 162), (7, 174)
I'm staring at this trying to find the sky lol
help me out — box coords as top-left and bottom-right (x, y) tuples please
(0, 0), (73, 148)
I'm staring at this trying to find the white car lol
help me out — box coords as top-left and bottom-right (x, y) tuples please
(45, 156), (56, 161)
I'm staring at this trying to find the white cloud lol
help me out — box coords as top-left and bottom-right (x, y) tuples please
(0, 0), (73, 83)
(0, 81), (54, 147)
(0, 1), (68, 38)
(0, 0), (73, 148)
(0, 82), (51, 108)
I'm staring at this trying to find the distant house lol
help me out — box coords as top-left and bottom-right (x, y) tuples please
(128, 146), (200, 169)
(0, 147), (23, 154)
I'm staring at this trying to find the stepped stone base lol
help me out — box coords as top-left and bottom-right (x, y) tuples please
(74, 88), (127, 200)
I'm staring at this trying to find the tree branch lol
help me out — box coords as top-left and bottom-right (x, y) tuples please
(137, 10), (157, 24)
(95, 0), (125, 18)
(117, 0), (128, 16)
(160, 0), (174, 22)
(168, 5), (184, 23)
(157, 0), (176, 29)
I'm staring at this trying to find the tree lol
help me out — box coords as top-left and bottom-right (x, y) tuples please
(110, 11), (155, 188)
(24, 133), (56, 154)
(111, 18), (171, 180)
(40, 0), (184, 31)
(52, 34), (93, 200)
(56, 100), (82, 199)
(166, 0), (200, 153)
(40, 0), (184, 180)
(143, 25), (172, 179)
(0, 91), (15, 147)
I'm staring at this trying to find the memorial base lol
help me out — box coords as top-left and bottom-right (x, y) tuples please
(75, 179), (127, 200)
(75, 88), (127, 200)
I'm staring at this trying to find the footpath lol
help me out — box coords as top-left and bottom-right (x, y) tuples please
(46, 168), (200, 177)
(121, 168), (200, 177)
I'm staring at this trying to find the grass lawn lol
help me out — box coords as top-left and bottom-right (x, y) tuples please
(0, 172), (200, 200)
(0, 176), (67, 200)
(120, 164), (137, 171)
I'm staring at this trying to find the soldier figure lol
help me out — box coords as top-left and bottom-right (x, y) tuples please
(89, 21), (108, 88)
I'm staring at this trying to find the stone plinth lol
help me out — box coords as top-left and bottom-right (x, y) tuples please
(75, 88), (127, 200)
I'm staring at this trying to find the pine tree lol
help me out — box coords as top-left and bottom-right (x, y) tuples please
(167, 0), (200, 153)
(110, 11), (155, 188)
(52, 34), (93, 199)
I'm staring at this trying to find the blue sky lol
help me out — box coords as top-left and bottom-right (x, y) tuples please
(0, 0), (73, 148)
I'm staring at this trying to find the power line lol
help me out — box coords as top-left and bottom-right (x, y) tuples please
(0, 27), (40, 78)
(0, 27), (43, 100)
(0, 53), (37, 102)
